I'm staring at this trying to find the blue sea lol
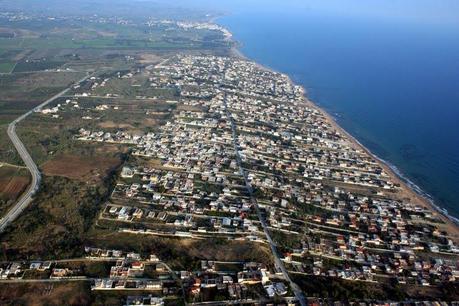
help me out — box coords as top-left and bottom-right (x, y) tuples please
(198, 1), (459, 218)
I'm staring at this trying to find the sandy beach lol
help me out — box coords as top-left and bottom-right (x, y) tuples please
(228, 40), (459, 243)
(305, 98), (459, 242)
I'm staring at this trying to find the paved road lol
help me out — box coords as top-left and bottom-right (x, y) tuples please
(0, 74), (90, 233)
(222, 93), (307, 306)
(0, 277), (90, 283)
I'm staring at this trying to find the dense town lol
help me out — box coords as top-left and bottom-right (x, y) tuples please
(1, 0), (458, 304)
(26, 54), (456, 303)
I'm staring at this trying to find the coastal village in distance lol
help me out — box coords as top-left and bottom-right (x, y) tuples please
(0, 4), (459, 306)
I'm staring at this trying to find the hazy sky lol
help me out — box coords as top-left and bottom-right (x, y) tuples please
(162, 0), (459, 28)
(2, 0), (459, 28)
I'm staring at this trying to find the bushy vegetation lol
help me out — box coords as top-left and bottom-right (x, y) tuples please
(293, 275), (407, 301)
(0, 172), (118, 260)
(12, 60), (65, 73)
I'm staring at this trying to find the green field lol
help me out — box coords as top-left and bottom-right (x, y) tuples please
(0, 35), (225, 51)
(0, 71), (87, 166)
(0, 61), (15, 73)
(12, 60), (65, 73)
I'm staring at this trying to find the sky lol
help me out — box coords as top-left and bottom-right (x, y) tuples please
(157, 0), (459, 28)
(2, 0), (459, 28)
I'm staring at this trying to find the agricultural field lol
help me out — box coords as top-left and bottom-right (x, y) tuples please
(0, 71), (87, 165)
(0, 61), (15, 73)
(0, 164), (30, 216)
(0, 127), (22, 166)
(12, 59), (65, 73)
(0, 14), (231, 53)
(0, 72), (85, 103)
(0, 8), (250, 305)
(66, 97), (176, 133)
(0, 13), (230, 165)
(0, 36), (213, 51)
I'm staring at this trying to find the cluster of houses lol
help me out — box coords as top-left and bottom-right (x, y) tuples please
(110, 260), (145, 278)
(78, 129), (141, 144)
(38, 99), (81, 118)
(101, 201), (262, 240)
(92, 279), (165, 291)
(0, 247), (165, 282)
(146, 20), (232, 41)
(84, 246), (160, 263)
(181, 261), (288, 301)
(71, 54), (459, 298)
(125, 295), (164, 306)
(0, 262), (23, 279)
(38, 94), (120, 122)
(77, 91), (267, 238)
(88, 248), (179, 294)
(0, 260), (84, 280)
(0, 261), (55, 279)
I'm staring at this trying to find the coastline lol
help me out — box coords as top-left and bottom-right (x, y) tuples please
(306, 100), (459, 240)
(225, 33), (459, 240)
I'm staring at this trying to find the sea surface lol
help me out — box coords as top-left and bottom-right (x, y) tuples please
(208, 2), (459, 218)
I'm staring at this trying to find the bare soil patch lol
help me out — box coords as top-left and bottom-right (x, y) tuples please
(2, 176), (30, 199)
(176, 103), (206, 112)
(138, 53), (162, 64)
(142, 118), (160, 127)
(98, 120), (135, 129)
(94, 143), (129, 155)
(41, 154), (122, 182)
(0, 166), (30, 201)
(0, 281), (91, 306)
(86, 232), (273, 271)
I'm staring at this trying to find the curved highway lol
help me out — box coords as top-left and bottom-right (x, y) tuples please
(0, 74), (90, 233)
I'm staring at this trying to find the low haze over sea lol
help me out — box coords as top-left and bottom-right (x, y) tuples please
(188, 0), (459, 217)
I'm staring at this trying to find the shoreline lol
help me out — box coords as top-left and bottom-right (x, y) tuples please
(224, 28), (459, 239)
(307, 100), (459, 236)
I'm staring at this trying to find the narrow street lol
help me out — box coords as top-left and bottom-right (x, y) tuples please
(222, 92), (307, 306)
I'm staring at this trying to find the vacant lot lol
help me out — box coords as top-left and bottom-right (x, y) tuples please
(0, 281), (91, 306)
(86, 230), (273, 271)
(1, 173), (116, 260)
(98, 120), (136, 130)
(60, 96), (177, 133)
(42, 154), (122, 182)
(0, 71), (85, 102)
(292, 274), (459, 302)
